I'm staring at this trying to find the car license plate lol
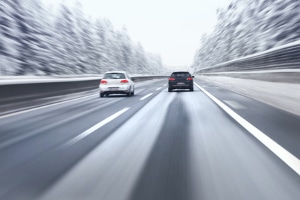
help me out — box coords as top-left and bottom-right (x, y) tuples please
(178, 82), (184, 85)
(109, 87), (119, 91)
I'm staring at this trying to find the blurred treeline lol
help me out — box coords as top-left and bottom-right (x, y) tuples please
(193, 0), (300, 70)
(0, 0), (163, 75)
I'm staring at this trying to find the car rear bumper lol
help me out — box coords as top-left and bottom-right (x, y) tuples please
(169, 83), (193, 89)
(99, 85), (130, 94)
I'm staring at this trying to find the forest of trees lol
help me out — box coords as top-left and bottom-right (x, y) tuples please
(193, 0), (300, 71)
(0, 0), (163, 75)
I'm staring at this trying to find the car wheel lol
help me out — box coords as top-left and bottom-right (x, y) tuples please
(100, 93), (104, 97)
(190, 87), (194, 91)
(168, 87), (172, 92)
(131, 90), (134, 96)
(127, 87), (131, 97)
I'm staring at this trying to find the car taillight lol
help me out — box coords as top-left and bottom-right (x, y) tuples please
(187, 77), (193, 81)
(100, 79), (107, 84)
(169, 77), (175, 81)
(120, 79), (129, 84)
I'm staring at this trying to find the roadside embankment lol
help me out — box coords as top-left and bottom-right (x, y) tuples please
(197, 73), (300, 116)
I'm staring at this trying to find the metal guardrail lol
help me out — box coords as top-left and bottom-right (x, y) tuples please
(195, 41), (300, 73)
(0, 75), (168, 104)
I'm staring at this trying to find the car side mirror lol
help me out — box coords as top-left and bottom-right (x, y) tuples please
(192, 76), (195, 78)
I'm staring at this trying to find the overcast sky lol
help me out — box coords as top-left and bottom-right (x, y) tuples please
(44, 0), (231, 67)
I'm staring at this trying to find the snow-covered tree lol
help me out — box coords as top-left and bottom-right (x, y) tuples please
(0, 0), (23, 75)
(193, 0), (300, 71)
(0, 0), (163, 75)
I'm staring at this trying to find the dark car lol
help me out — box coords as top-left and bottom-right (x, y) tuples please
(168, 71), (194, 92)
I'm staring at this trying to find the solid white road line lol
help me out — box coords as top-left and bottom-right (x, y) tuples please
(140, 93), (153, 101)
(224, 100), (246, 109)
(0, 94), (98, 120)
(156, 87), (162, 91)
(64, 107), (130, 147)
(195, 82), (300, 176)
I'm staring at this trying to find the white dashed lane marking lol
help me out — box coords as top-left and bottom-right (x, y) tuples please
(64, 107), (130, 147)
(140, 93), (153, 101)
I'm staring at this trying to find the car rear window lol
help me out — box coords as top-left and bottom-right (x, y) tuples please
(171, 72), (191, 78)
(104, 73), (126, 79)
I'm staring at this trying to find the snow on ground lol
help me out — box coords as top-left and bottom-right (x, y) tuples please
(198, 75), (300, 116)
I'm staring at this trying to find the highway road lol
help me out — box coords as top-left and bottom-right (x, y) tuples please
(0, 79), (299, 200)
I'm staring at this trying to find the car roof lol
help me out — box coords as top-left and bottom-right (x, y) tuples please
(171, 71), (190, 73)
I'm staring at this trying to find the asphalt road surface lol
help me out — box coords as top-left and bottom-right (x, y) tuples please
(0, 79), (299, 200)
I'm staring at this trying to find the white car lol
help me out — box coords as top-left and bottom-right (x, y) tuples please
(99, 71), (135, 97)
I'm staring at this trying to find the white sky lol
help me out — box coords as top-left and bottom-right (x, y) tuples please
(43, 0), (231, 67)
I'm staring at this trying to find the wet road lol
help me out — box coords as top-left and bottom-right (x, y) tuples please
(0, 79), (299, 200)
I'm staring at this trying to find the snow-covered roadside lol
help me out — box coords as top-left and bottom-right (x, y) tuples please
(197, 75), (300, 116)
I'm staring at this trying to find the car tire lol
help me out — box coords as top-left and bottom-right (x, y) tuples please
(190, 87), (194, 91)
(127, 87), (131, 97)
(168, 87), (172, 92)
(131, 90), (134, 96)
(100, 93), (104, 97)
